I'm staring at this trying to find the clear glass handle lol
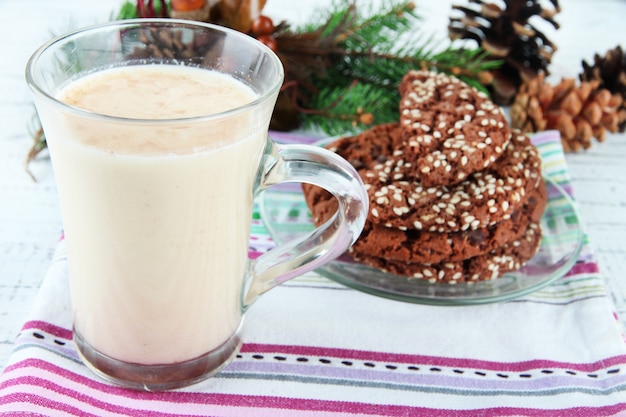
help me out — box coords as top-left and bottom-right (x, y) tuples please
(243, 139), (368, 307)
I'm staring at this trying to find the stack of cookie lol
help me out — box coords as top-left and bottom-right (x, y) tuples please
(303, 70), (546, 283)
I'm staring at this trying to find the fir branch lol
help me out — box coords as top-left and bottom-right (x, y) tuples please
(281, 0), (503, 133)
(302, 81), (399, 135)
(336, 2), (418, 53)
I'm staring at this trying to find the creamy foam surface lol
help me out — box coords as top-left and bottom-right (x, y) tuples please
(60, 65), (254, 119)
(43, 65), (268, 364)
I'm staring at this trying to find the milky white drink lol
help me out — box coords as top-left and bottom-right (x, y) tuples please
(46, 65), (265, 365)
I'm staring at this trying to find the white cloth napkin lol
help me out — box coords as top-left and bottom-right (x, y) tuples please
(1, 130), (625, 416)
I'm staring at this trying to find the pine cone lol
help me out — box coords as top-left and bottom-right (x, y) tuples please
(580, 46), (626, 132)
(449, 0), (560, 105)
(511, 73), (623, 152)
(126, 25), (226, 62)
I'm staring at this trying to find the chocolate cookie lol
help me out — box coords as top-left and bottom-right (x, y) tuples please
(365, 128), (542, 233)
(304, 126), (543, 233)
(351, 222), (542, 284)
(398, 70), (511, 186)
(303, 124), (401, 226)
(323, 123), (403, 172)
(350, 180), (546, 265)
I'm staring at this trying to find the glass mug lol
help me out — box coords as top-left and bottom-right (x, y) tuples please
(26, 19), (368, 391)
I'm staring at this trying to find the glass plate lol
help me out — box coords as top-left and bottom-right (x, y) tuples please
(258, 177), (584, 305)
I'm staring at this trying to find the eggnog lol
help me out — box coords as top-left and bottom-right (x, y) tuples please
(44, 65), (267, 365)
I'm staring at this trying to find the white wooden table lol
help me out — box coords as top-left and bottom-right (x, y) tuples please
(1, 0), (625, 372)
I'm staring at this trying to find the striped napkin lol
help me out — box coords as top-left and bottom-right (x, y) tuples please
(1, 130), (625, 416)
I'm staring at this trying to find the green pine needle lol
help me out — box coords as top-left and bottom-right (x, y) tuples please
(303, 82), (399, 135)
(290, 0), (502, 134)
